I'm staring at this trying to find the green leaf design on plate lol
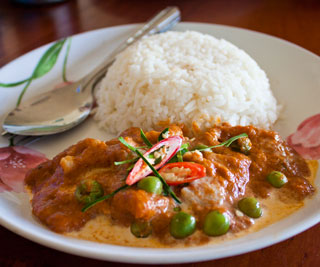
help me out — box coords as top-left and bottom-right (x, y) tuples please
(32, 39), (66, 79)
(16, 79), (32, 107)
(62, 37), (72, 82)
(16, 38), (68, 107)
(0, 38), (72, 107)
(0, 79), (30, 88)
(16, 38), (67, 107)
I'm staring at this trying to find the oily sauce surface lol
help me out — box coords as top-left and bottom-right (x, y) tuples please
(25, 123), (316, 246)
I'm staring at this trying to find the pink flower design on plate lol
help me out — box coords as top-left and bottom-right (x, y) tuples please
(287, 113), (320, 160)
(0, 146), (47, 193)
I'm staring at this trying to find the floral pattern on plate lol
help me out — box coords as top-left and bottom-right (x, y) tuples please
(0, 146), (47, 193)
(287, 113), (320, 160)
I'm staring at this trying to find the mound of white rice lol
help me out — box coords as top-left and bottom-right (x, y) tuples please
(95, 31), (279, 134)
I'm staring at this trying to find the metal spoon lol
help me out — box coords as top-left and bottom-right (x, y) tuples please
(2, 6), (180, 136)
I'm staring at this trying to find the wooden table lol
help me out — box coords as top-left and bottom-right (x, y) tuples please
(0, 0), (319, 266)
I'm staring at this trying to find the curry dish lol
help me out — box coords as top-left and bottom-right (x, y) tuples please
(25, 123), (317, 247)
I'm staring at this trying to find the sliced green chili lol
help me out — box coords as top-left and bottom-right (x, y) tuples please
(158, 128), (169, 141)
(169, 143), (189, 163)
(140, 129), (152, 148)
(177, 150), (183, 162)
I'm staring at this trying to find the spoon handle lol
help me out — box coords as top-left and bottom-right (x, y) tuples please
(83, 6), (181, 89)
(110, 6), (181, 58)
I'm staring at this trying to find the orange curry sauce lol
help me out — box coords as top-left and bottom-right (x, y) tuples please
(25, 123), (316, 247)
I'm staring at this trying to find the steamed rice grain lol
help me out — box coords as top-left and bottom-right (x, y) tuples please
(95, 31), (279, 134)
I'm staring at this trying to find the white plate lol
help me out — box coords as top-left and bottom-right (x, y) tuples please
(0, 22), (319, 264)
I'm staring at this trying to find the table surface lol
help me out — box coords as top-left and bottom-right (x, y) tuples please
(0, 0), (319, 266)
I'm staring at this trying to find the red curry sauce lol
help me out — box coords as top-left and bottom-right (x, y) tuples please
(24, 123), (315, 245)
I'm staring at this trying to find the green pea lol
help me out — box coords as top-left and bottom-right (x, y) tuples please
(203, 211), (230, 236)
(170, 212), (196, 239)
(137, 176), (163, 195)
(130, 221), (152, 238)
(158, 127), (169, 141)
(75, 179), (104, 205)
(267, 171), (288, 188)
(238, 197), (262, 218)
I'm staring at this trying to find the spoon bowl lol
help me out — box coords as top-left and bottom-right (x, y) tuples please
(3, 81), (93, 135)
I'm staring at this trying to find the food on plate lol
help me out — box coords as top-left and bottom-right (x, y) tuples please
(238, 197), (262, 218)
(24, 123), (317, 247)
(95, 31), (279, 134)
(266, 171), (288, 188)
(203, 210), (230, 236)
(170, 211), (196, 239)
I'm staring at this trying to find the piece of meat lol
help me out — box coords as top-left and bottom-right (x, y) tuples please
(25, 138), (129, 233)
(110, 188), (172, 225)
(204, 123), (312, 199)
(181, 137), (252, 235)
(181, 176), (227, 209)
(283, 177), (315, 201)
(182, 141), (251, 206)
(0, 146), (47, 193)
(205, 152), (251, 200)
(181, 149), (251, 230)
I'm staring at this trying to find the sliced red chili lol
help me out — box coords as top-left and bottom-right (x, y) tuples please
(126, 136), (182, 185)
(158, 162), (206, 185)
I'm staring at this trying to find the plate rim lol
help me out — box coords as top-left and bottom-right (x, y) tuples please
(0, 21), (319, 264)
(1, 21), (319, 71)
